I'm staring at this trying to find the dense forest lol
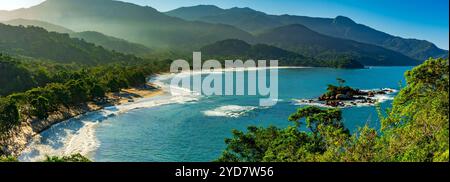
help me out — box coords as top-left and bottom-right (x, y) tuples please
(255, 24), (420, 66)
(218, 58), (449, 162)
(0, 55), (162, 135)
(201, 39), (364, 68)
(0, 23), (144, 65)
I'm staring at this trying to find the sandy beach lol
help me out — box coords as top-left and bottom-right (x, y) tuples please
(106, 83), (164, 105)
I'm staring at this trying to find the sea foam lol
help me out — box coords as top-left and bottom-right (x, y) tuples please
(203, 105), (257, 118)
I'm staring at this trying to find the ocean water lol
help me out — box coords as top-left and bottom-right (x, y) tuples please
(19, 66), (412, 162)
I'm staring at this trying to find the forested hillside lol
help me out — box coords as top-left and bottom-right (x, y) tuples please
(71, 31), (152, 55)
(256, 24), (420, 66)
(0, 23), (143, 65)
(201, 39), (364, 68)
(3, 19), (153, 56)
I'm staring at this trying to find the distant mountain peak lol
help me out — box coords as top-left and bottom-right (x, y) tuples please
(190, 5), (223, 9)
(228, 7), (263, 14)
(40, 0), (160, 12)
(333, 15), (356, 25)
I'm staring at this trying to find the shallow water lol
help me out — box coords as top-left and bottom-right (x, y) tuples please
(19, 66), (412, 162)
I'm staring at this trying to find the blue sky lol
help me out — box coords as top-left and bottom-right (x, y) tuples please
(2, 0), (449, 49)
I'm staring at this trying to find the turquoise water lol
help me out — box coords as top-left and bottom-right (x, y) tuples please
(19, 67), (412, 162)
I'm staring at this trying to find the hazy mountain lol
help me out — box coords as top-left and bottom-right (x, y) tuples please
(2, 18), (152, 55)
(167, 5), (448, 60)
(0, 0), (254, 50)
(71, 31), (152, 55)
(0, 23), (143, 65)
(3, 18), (74, 34)
(255, 24), (420, 66)
(201, 39), (364, 68)
(165, 5), (225, 21)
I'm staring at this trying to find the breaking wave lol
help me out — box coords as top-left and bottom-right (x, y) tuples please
(203, 105), (258, 118)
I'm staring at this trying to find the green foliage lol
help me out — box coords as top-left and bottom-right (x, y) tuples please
(376, 58), (449, 161)
(256, 24), (419, 66)
(71, 31), (152, 56)
(30, 96), (50, 119)
(0, 23), (143, 65)
(201, 39), (364, 68)
(0, 156), (18, 162)
(44, 153), (91, 162)
(0, 54), (44, 95)
(90, 84), (106, 99)
(4, 18), (74, 34)
(1, 52), (160, 137)
(218, 58), (449, 162)
(288, 106), (348, 135)
(0, 98), (20, 133)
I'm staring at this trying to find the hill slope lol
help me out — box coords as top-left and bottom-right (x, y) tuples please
(167, 5), (448, 60)
(2, 19), (152, 55)
(255, 24), (420, 66)
(0, 0), (254, 50)
(3, 18), (74, 34)
(0, 23), (142, 65)
(201, 39), (364, 68)
(71, 31), (152, 55)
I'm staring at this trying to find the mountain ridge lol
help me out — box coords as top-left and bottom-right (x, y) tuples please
(0, 23), (143, 65)
(201, 39), (365, 68)
(167, 5), (448, 60)
(0, 0), (254, 50)
(2, 18), (152, 55)
(255, 24), (420, 66)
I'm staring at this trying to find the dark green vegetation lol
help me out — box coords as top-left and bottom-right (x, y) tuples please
(218, 58), (449, 162)
(3, 18), (74, 34)
(71, 31), (152, 56)
(0, 153), (91, 162)
(319, 78), (364, 101)
(0, 155), (18, 162)
(44, 154), (91, 162)
(0, 23), (144, 65)
(0, 56), (160, 133)
(167, 5), (449, 60)
(201, 39), (364, 68)
(255, 24), (420, 66)
(3, 19), (153, 56)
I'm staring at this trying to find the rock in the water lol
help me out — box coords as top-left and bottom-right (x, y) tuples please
(336, 94), (350, 100)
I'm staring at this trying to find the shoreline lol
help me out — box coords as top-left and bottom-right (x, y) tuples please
(0, 82), (164, 157)
(2, 66), (382, 157)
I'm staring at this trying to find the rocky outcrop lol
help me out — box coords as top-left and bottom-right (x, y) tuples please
(297, 88), (396, 108)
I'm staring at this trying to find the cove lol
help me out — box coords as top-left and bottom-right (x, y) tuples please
(19, 66), (412, 162)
